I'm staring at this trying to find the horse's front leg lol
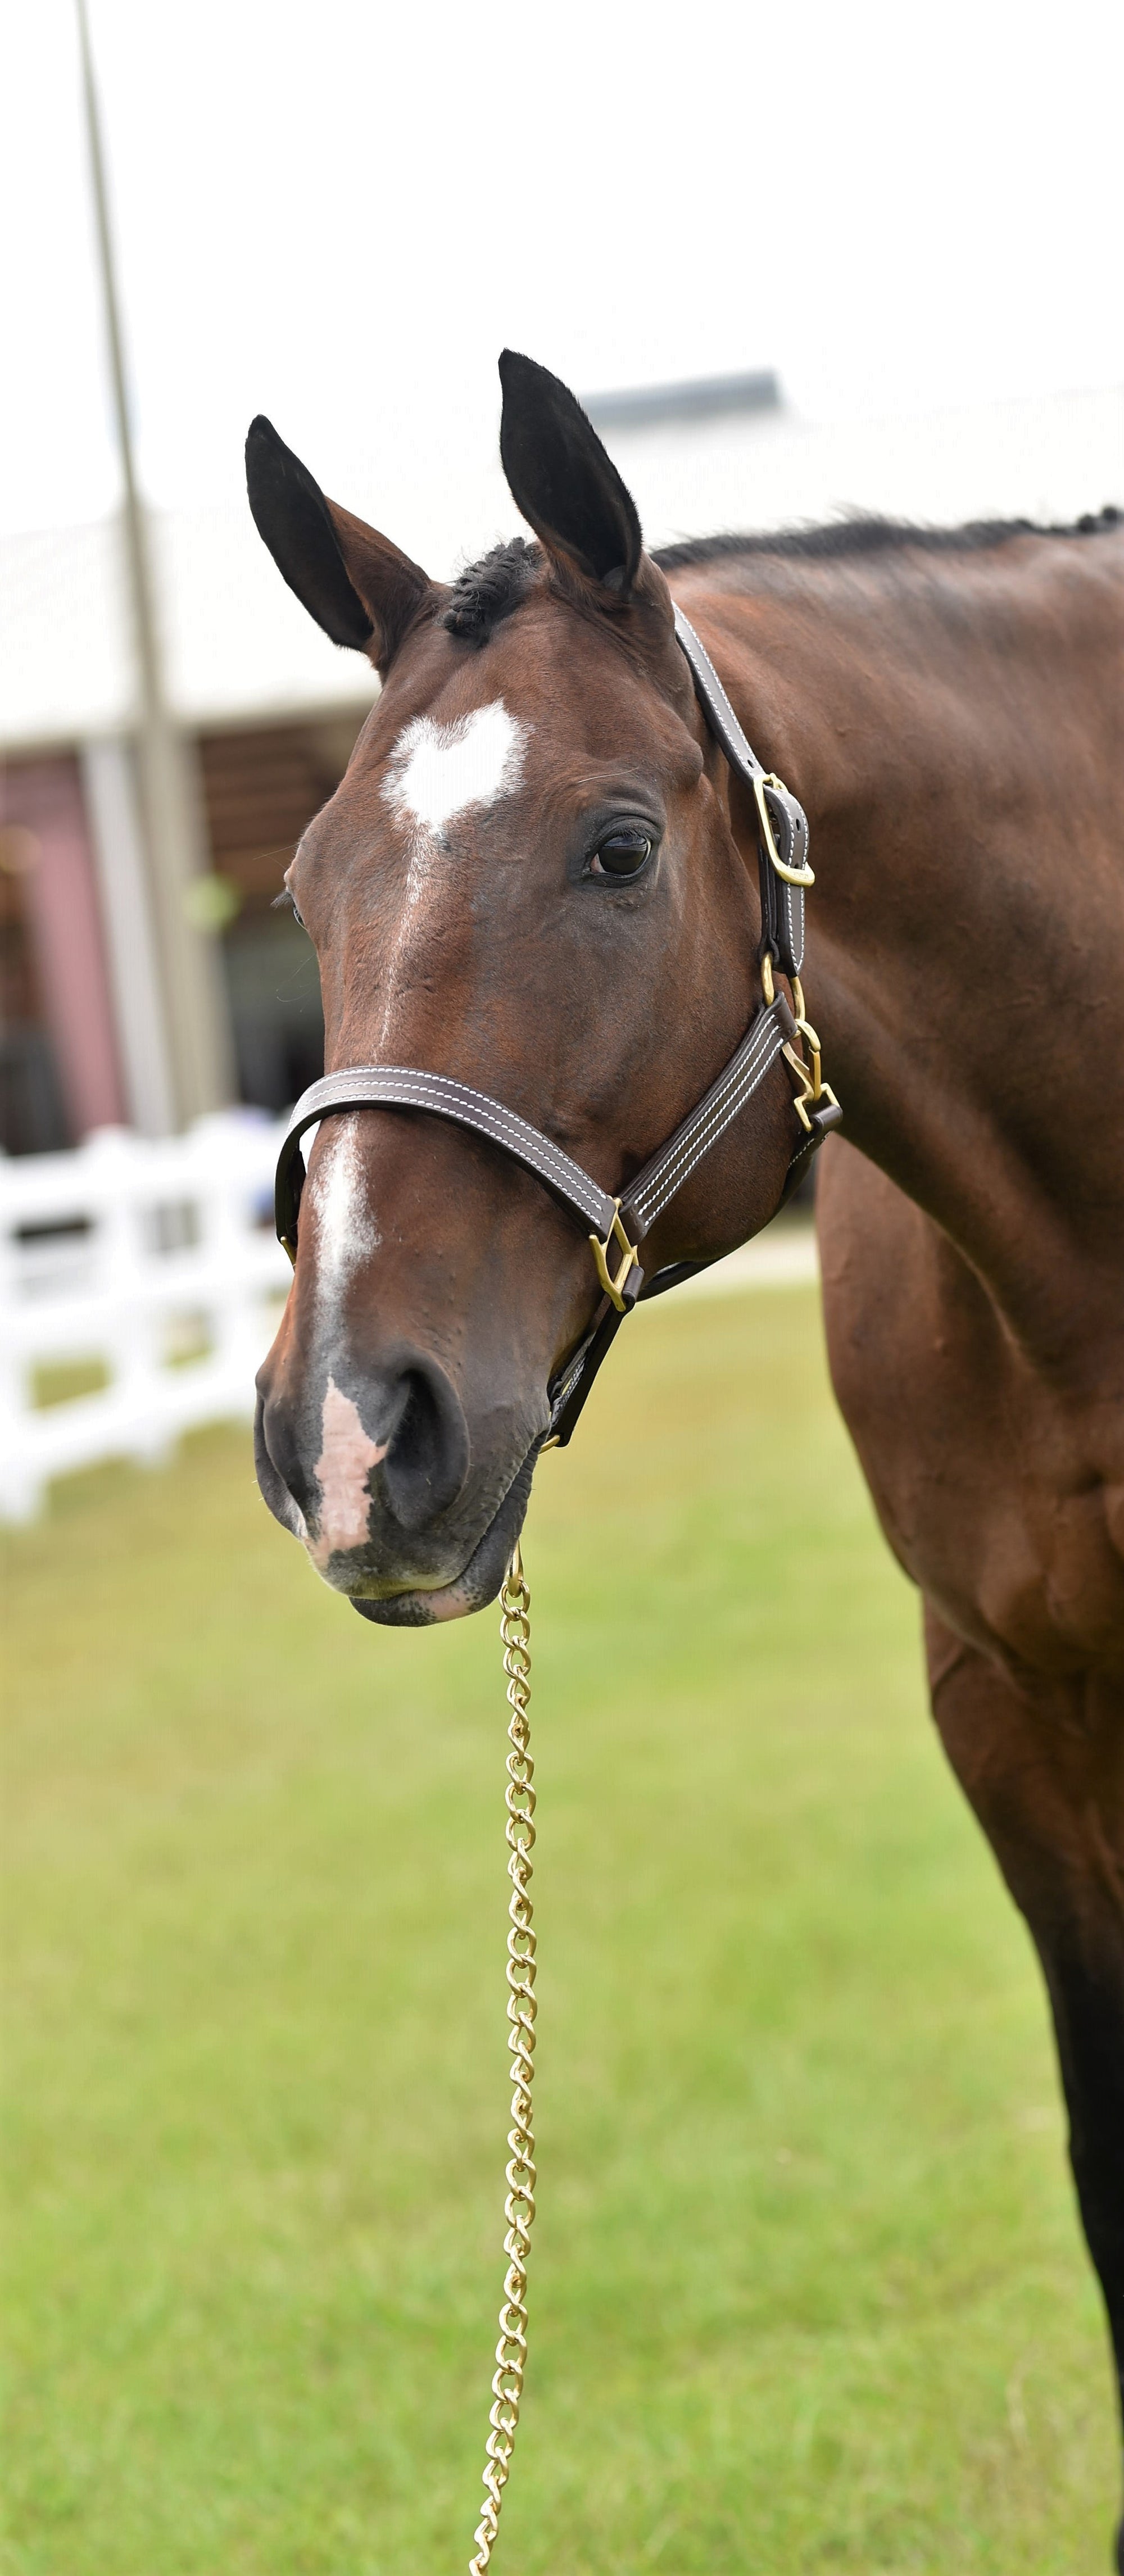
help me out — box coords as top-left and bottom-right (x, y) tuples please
(923, 1602), (1124, 2566)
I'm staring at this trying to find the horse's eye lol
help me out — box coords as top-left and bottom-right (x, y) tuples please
(590, 829), (653, 879)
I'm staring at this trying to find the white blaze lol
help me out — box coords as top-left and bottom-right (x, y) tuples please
(375, 699), (531, 1052)
(309, 1115), (380, 1309)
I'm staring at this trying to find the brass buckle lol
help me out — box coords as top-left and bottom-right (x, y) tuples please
(589, 1200), (640, 1312)
(754, 771), (815, 887)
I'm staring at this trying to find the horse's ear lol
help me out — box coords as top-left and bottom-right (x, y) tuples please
(245, 416), (430, 668)
(498, 351), (642, 597)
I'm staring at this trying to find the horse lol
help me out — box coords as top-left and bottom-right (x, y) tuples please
(247, 350), (1124, 2560)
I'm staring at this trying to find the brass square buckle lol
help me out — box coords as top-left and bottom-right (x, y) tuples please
(754, 771), (815, 887)
(589, 1201), (640, 1312)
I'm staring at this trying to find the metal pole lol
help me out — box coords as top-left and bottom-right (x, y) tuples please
(76, 0), (233, 1124)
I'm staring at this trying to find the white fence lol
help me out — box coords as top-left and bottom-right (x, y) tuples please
(0, 1112), (291, 1522)
(0, 1115), (820, 1526)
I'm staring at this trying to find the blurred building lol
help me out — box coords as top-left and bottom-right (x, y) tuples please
(1, 373), (1119, 1153)
(0, 503), (375, 1152)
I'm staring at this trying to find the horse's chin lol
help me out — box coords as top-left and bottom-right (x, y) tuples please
(346, 1441), (539, 1629)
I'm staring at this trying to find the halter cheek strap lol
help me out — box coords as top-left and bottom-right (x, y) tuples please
(672, 606), (811, 985)
(273, 610), (841, 1445)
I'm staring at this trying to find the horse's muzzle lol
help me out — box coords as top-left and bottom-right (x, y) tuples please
(253, 1345), (537, 1624)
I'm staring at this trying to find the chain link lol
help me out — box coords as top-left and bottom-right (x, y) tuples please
(468, 1539), (537, 2574)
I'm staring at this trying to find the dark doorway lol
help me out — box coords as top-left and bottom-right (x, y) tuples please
(0, 824), (70, 1153)
(197, 710), (370, 1114)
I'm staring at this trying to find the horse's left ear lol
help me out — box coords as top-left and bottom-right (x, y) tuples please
(498, 350), (643, 597)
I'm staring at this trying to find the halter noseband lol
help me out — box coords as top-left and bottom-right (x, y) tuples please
(273, 608), (841, 1445)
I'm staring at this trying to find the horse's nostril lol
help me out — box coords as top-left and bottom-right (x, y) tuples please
(253, 1390), (314, 1538)
(380, 1362), (470, 1531)
(255, 1354), (470, 1552)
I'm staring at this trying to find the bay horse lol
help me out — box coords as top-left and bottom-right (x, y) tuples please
(247, 352), (1124, 2560)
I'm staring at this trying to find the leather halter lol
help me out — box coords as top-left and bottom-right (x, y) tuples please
(274, 608), (841, 1445)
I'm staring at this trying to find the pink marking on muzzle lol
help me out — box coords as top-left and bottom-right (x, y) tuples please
(308, 1376), (388, 1571)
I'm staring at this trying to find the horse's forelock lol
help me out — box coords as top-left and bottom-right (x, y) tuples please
(442, 538), (541, 644)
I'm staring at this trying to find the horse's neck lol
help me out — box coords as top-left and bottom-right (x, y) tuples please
(672, 540), (1124, 1360)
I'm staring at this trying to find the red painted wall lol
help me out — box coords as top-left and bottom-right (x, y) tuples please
(1, 757), (126, 1138)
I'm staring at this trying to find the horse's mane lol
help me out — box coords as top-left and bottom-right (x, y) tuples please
(441, 508), (1121, 643)
(652, 505), (1121, 572)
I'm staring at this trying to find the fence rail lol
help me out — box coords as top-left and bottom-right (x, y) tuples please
(1, 1117), (819, 1526)
(0, 1113), (290, 1522)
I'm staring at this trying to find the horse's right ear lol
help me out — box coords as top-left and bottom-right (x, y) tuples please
(245, 416), (430, 670)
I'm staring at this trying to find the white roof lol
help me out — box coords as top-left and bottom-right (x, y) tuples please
(0, 507), (379, 752)
(2, 381), (1120, 752)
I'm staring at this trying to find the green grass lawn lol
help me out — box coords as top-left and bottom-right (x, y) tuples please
(2, 1285), (1114, 2574)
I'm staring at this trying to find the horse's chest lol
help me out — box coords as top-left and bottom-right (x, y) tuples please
(987, 1475), (1124, 1675)
(818, 1149), (1124, 1679)
(881, 1410), (1124, 1677)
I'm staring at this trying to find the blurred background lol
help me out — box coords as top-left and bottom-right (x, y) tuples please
(3, 6), (1122, 2569)
(1, 0), (1120, 1157)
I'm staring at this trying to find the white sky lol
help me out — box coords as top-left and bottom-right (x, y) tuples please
(2, 0), (1122, 548)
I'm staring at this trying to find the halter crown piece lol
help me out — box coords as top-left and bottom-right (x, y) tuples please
(274, 609), (841, 1444)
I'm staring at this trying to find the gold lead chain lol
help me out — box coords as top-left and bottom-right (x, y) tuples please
(469, 1541), (537, 2573)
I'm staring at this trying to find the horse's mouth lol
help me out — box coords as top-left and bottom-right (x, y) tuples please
(255, 1385), (543, 1628)
(346, 1440), (540, 1628)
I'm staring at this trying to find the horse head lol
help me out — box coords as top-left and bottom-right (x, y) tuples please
(250, 353), (801, 1622)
